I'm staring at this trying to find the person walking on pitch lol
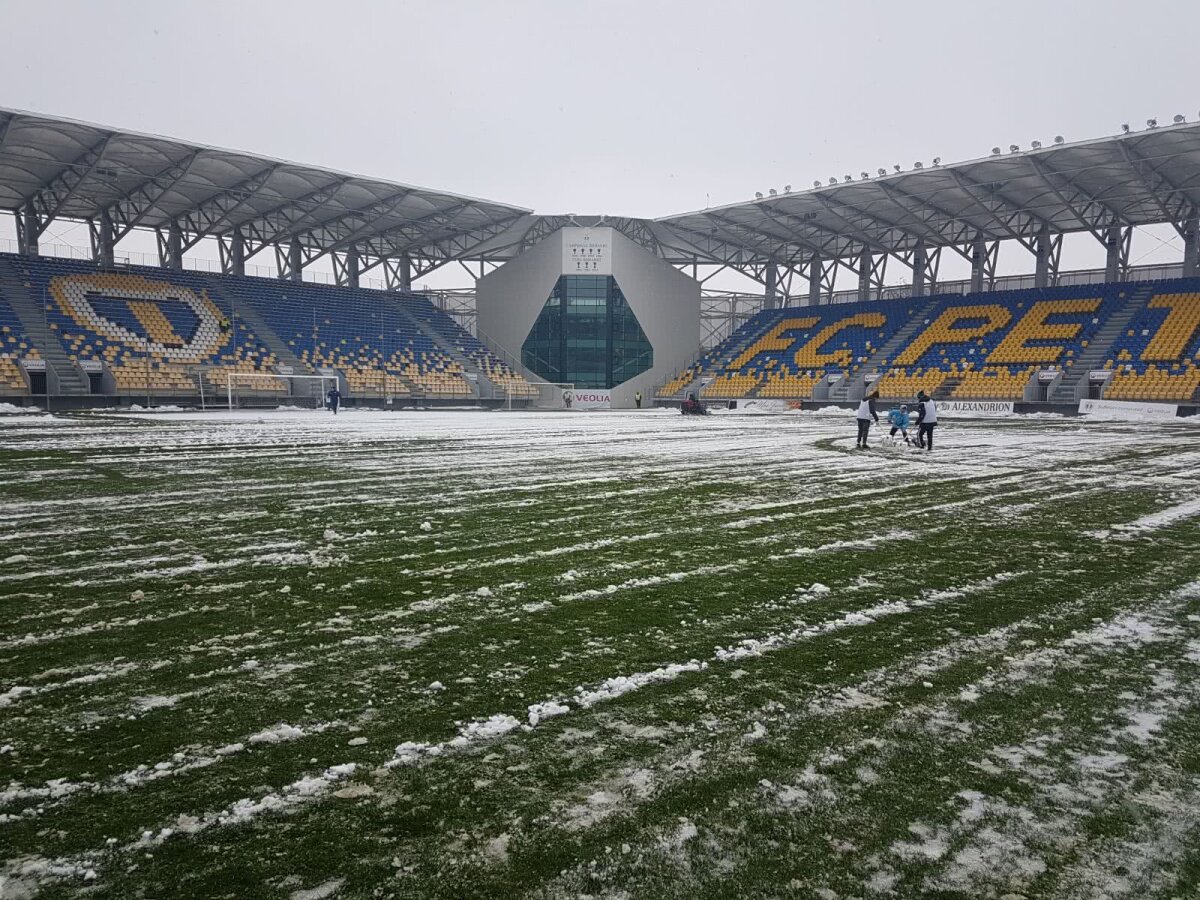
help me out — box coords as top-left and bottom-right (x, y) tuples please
(915, 391), (937, 450)
(326, 385), (341, 415)
(855, 391), (880, 449)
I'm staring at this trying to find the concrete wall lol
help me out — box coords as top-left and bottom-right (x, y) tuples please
(476, 231), (563, 360)
(606, 228), (699, 408)
(476, 226), (701, 409)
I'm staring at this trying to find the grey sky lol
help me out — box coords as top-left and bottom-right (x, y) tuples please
(1, 0), (1197, 287)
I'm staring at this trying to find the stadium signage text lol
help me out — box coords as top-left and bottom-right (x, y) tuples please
(1078, 398), (1178, 420)
(940, 400), (1015, 416)
(562, 227), (612, 275)
(571, 389), (611, 409)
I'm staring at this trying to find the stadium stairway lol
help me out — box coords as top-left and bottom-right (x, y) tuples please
(0, 259), (88, 395)
(830, 296), (939, 401)
(934, 376), (963, 400)
(1048, 283), (1156, 403)
(214, 288), (311, 374)
(396, 303), (485, 396)
(662, 318), (772, 399)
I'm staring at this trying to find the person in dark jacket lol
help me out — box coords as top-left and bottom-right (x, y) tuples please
(915, 391), (938, 450)
(681, 392), (708, 416)
(855, 391), (880, 449)
(326, 385), (341, 415)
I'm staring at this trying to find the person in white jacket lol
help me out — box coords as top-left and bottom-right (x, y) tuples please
(855, 391), (880, 449)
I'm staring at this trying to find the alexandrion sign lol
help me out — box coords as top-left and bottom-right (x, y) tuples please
(937, 400), (1015, 416)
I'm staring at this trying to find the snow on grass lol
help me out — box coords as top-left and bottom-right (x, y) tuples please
(3, 410), (1200, 897)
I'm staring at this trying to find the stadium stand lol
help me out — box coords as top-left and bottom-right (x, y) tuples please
(401, 298), (538, 398)
(655, 316), (781, 400)
(0, 254), (539, 402)
(233, 279), (480, 398)
(875, 286), (1125, 400)
(680, 302), (908, 400)
(664, 279), (1200, 404)
(4, 256), (284, 395)
(0, 291), (35, 393)
(1101, 284), (1200, 401)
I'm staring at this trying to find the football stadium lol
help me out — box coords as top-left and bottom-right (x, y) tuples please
(3, 27), (1200, 900)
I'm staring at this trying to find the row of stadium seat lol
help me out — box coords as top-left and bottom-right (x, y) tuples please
(664, 280), (1200, 403)
(691, 301), (908, 399)
(0, 254), (536, 400)
(11, 257), (285, 394)
(0, 291), (36, 392)
(402, 299), (539, 398)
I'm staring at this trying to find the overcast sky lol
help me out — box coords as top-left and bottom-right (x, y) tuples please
(1, 0), (1197, 288)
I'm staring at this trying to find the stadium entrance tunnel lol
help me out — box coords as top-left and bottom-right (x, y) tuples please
(520, 274), (653, 389)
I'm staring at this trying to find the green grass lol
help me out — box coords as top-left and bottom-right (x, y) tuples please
(1, 409), (1199, 899)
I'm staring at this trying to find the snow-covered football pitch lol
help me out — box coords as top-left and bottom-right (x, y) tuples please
(2, 407), (1200, 900)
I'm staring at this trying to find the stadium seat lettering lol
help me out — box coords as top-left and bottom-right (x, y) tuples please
(987, 299), (1100, 365)
(792, 312), (887, 368)
(892, 304), (1012, 366)
(728, 316), (819, 369)
(1141, 294), (1200, 361)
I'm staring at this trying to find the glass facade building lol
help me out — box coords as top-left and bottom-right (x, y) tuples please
(521, 275), (653, 389)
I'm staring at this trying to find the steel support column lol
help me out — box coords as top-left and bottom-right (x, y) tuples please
(764, 261), (778, 310)
(166, 222), (183, 270)
(1182, 216), (1199, 278)
(1104, 224), (1123, 283)
(807, 256), (822, 307)
(911, 241), (926, 297)
(288, 239), (303, 282)
(1035, 226), (1052, 288)
(346, 243), (360, 288)
(20, 202), (39, 257)
(857, 249), (872, 302)
(229, 229), (246, 277)
(399, 254), (412, 292)
(970, 235), (986, 293)
(93, 210), (115, 268)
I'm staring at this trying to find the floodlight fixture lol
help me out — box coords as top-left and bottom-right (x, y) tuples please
(861, 171), (870, 179)
(1009, 144), (1020, 152)
(913, 161), (923, 169)
(769, 188), (778, 196)
(1121, 123), (1131, 133)
(877, 168), (887, 176)
(784, 184), (792, 193)
(991, 147), (1001, 155)
(829, 177), (837, 185)
(1031, 140), (1042, 149)
(1146, 118), (1157, 128)
(1174, 114), (1186, 124)
(932, 157), (941, 165)
(893, 164), (901, 172)
(755, 191), (764, 199)
(813, 180), (822, 188)
(844, 175), (852, 182)
(1054, 135), (1065, 144)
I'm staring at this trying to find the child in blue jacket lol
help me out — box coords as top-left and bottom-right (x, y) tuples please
(887, 405), (911, 444)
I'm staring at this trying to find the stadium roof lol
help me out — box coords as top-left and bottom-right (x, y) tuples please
(1, 107), (1198, 291)
(653, 124), (1200, 274)
(0, 107), (531, 280)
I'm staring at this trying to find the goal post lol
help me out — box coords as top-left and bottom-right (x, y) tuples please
(225, 372), (340, 410)
(503, 381), (575, 410)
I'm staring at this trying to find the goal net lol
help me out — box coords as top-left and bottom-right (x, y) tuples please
(503, 381), (575, 410)
(225, 372), (340, 410)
